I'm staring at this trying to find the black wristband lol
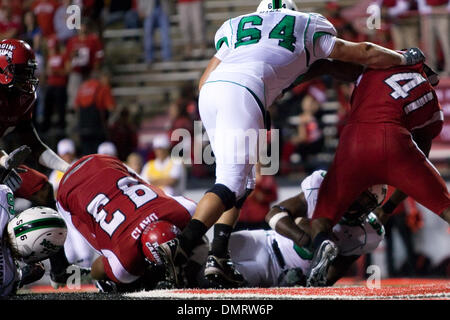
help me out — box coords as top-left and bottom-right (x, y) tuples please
(272, 205), (292, 216)
(382, 199), (397, 214)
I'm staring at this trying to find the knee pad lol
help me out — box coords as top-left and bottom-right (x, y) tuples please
(206, 183), (236, 211)
(235, 188), (254, 209)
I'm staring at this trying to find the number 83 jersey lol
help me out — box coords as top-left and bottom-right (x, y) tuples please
(209, 9), (337, 107)
(56, 155), (194, 282)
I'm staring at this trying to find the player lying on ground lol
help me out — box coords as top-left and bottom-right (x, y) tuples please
(0, 185), (67, 296)
(303, 60), (450, 286)
(156, 0), (426, 289)
(0, 39), (75, 286)
(55, 154), (207, 292)
(213, 170), (385, 288)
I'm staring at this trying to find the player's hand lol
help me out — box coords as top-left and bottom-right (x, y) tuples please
(423, 63), (439, 87)
(4, 145), (32, 169)
(402, 48), (425, 66)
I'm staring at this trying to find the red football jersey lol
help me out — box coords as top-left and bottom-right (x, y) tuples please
(0, 86), (35, 137)
(64, 34), (104, 74)
(56, 154), (194, 282)
(349, 63), (443, 139)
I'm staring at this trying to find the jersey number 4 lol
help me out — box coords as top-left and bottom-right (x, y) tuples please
(86, 176), (157, 237)
(235, 15), (296, 52)
(384, 72), (434, 114)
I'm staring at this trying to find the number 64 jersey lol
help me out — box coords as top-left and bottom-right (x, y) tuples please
(209, 9), (337, 108)
(56, 155), (195, 283)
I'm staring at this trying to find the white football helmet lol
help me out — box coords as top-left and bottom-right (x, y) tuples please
(7, 207), (67, 263)
(257, 0), (298, 11)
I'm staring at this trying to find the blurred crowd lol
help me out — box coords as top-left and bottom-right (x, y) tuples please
(0, 0), (449, 277)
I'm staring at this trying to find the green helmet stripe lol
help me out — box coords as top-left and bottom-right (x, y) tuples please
(14, 218), (66, 237)
(273, 0), (282, 9)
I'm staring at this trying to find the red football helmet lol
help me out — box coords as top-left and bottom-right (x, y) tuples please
(141, 220), (181, 265)
(0, 39), (39, 94)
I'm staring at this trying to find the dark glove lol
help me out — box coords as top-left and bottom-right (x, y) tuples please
(3, 145), (31, 170)
(423, 63), (439, 87)
(402, 48), (425, 66)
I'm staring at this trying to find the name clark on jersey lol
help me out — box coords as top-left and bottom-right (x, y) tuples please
(130, 212), (158, 240)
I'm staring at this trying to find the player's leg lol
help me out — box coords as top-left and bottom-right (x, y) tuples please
(387, 132), (450, 225)
(308, 124), (384, 286)
(158, 82), (264, 287)
(207, 165), (255, 260)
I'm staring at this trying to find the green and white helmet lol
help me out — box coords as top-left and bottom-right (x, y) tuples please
(257, 0), (298, 11)
(7, 207), (67, 263)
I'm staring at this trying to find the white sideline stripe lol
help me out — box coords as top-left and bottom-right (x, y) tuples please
(125, 289), (450, 300)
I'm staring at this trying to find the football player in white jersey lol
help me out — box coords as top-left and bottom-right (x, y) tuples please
(158, 0), (426, 288)
(0, 185), (68, 296)
(225, 170), (385, 287)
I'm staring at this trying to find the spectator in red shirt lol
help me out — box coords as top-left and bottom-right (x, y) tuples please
(108, 108), (139, 161)
(65, 19), (104, 110)
(0, 6), (21, 39)
(31, 0), (59, 38)
(0, 0), (24, 27)
(235, 163), (278, 231)
(41, 36), (68, 134)
(75, 71), (115, 156)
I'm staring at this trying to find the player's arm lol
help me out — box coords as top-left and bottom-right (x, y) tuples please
(287, 59), (364, 91)
(329, 39), (424, 69)
(12, 120), (70, 172)
(199, 56), (221, 92)
(326, 254), (359, 286)
(265, 193), (311, 248)
(306, 59), (364, 83)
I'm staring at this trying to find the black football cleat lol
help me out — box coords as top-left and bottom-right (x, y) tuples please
(203, 254), (247, 289)
(156, 238), (188, 288)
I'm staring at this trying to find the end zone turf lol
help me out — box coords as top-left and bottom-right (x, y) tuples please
(126, 278), (450, 300)
(17, 278), (449, 300)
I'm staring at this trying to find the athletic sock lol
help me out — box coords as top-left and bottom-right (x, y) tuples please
(178, 219), (208, 256)
(210, 223), (233, 258)
(49, 247), (70, 275)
